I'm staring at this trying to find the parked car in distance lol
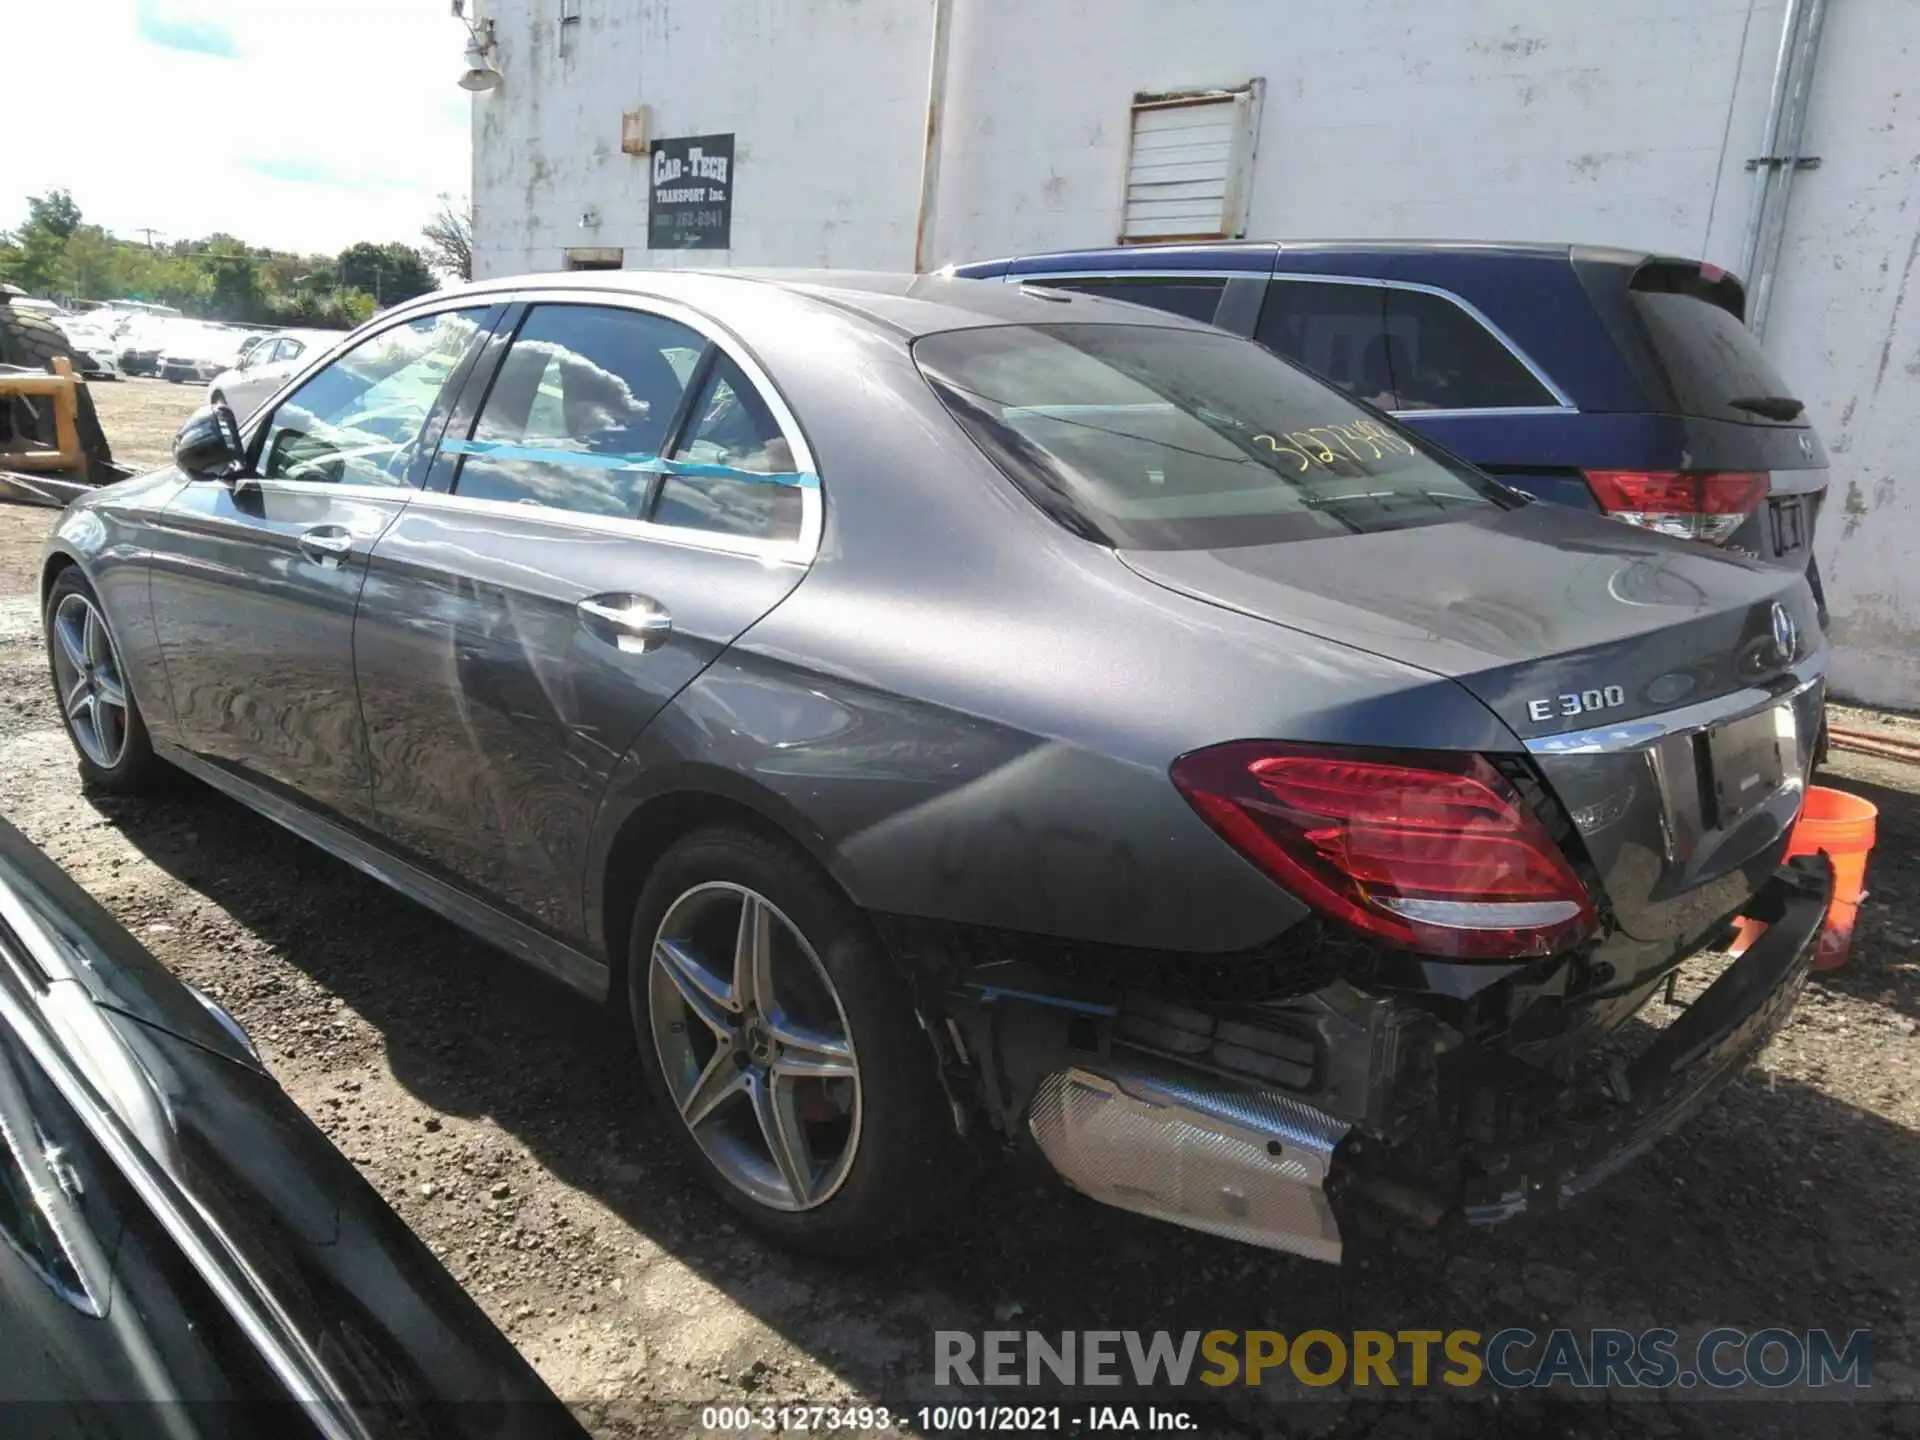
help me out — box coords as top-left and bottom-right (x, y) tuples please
(158, 322), (249, 385)
(55, 315), (124, 380)
(0, 815), (586, 1436)
(950, 242), (1830, 612)
(209, 327), (345, 417)
(43, 271), (1831, 1266)
(115, 314), (183, 377)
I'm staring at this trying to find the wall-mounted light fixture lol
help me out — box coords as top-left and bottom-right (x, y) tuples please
(451, 1), (503, 92)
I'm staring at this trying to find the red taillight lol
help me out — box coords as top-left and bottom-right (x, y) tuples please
(1170, 742), (1595, 960)
(1584, 469), (1769, 545)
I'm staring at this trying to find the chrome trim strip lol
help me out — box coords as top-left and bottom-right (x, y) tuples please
(398, 487), (815, 565)
(0, 969), (367, 1440)
(1388, 405), (1572, 420)
(1526, 669), (1825, 756)
(1008, 268), (1263, 283)
(153, 742), (610, 1001)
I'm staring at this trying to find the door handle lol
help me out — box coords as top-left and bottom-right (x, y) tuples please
(297, 525), (354, 566)
(578, 594), (673, 654)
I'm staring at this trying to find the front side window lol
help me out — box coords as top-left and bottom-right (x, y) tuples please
(915, 322), (1513, 551)
(454, 304), (704, 518)
(257, 308), (489, 486)
(653, 353), (803, 542)
(1033, 276), (1227, 325)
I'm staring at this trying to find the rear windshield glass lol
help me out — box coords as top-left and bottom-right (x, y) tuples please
(913, 323), (1514, 550)
(1629, 290), (1802, 424)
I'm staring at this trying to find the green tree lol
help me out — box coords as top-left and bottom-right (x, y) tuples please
(56, 225), (121, 298)
(337, 241), (435, 306)
(3, 189), (86, 291)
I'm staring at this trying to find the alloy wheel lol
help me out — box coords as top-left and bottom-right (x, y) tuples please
(648, 882), (861, 1211)
(50, 592), (131, 770)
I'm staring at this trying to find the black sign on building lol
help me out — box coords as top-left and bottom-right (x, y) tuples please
(648, 134), (735, 250)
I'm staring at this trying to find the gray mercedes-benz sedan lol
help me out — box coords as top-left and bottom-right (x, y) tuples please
(40, 271), (1831, 1264)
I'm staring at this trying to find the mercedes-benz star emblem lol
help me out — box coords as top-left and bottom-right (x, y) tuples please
(1770, 601), (1798, 663)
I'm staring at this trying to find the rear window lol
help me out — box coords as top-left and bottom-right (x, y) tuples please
(913, 323), (1515, 550)
(1629, 281), (1802, 424)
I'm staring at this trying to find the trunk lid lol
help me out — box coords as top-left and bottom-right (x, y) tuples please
(1120, 502), (1825, 944)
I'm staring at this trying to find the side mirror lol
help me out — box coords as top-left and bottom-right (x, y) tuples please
(172, 403), (246, 481)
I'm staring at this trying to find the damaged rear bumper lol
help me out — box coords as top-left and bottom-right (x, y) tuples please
(930, 857), (1830, 1264)
(1454, 854), (1830, 1224)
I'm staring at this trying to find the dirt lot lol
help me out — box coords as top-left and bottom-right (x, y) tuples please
(0, 378), (1915, 1437)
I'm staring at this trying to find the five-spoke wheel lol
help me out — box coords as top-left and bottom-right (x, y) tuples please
(629, 826), (956, 1253)
(648, 881), (861, 1211)
(50, 590), (131, 771)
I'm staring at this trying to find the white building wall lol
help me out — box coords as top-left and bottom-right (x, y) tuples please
(1762, 0), (1920, 708)
(473, 0), (930, 275)
(472, 0), (1920, 708)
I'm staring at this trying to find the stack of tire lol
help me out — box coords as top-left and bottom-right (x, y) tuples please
(0, 286), (116, 485)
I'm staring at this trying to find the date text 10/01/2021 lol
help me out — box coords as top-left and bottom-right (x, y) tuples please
(700, 1406), (1195, 1432)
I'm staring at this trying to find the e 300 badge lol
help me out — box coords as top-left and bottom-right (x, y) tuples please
(1528, 685), (1627, 724)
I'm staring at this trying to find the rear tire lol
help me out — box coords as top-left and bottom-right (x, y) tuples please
(44, 568), (167, 793)
(0, 300), (117, 484)
(626, 825), (958, 1255)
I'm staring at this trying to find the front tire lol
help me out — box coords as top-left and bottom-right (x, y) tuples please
(627, 825), (957, 1255)
(44, 569), (166, 793)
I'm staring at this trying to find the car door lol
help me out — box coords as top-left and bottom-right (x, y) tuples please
(353, 296), (819, 942)
(147, 304), (499, 825)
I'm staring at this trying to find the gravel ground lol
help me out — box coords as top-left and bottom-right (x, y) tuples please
(0, 379), (1914, 1438)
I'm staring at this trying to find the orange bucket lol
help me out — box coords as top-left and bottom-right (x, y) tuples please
(1728, 785), (1878, 970)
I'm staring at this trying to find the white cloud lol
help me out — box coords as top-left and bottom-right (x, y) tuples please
(5, 0), (471, 255)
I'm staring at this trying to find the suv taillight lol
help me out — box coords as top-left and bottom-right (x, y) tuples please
(1584, 469), (1769, 545)
(1171, 742), (1595, 960)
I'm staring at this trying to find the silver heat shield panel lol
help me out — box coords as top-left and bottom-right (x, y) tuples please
(1026, 1057), (1349, 1264)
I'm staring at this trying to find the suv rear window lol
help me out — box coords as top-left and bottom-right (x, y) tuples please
(914, 323), (1514, 550)
(1628, 271), (1802, 425)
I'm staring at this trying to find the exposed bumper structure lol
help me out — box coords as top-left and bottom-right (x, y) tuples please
(1006, 856), (1830, 1263)
(1027, 1056), (1349, 1264)
(1458, 854), (1830, 1223)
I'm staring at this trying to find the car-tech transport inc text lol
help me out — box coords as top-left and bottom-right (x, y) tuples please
(935, 1326), (1873, 1394)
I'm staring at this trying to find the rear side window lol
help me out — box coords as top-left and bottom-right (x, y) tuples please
(456, 304), (705, 518)
(915, 322), (1512, 551)
(1381, 289), (1557, 411)
(1255, 280), (1558, 413)
(1030, 276), (1227, 324)
(1254, 281), (1395, 406)
(655, 353), (805, 543)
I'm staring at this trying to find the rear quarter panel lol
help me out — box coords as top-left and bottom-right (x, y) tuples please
(584, 301), (1519, 956)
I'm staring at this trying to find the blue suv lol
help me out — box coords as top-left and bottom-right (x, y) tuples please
(951, 241), (1829, 612)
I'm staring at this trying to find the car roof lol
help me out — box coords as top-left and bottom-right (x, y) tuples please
(433, 267), (1220, 341)
(955, 238), (1684, 280)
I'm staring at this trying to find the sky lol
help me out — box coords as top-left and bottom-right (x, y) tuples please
(6, 0), (472, 256)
